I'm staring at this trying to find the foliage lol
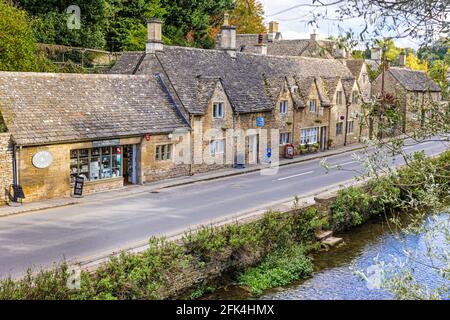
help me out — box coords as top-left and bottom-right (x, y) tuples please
(406, 52), (428, 72)
(230, 0), (265, 34)
(0, 113), (7, 132)
(0, 0), (54, 72)
(239, 245), (313, 297)
(330, 187), (372, 231)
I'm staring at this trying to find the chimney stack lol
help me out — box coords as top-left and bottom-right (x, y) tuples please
(146, 18), (163, 54)
(220, 13), (237, 58)
(371, 47), (381, 61)
(398, 51), (406, 67)
(310, 29), (318, 41)
(268, 21), (279, 34)
(254, 35), (267, 55)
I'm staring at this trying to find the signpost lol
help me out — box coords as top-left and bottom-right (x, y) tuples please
(73, 175), (85, 197)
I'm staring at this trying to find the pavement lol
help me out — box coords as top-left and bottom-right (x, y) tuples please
(0, 139), (447, 277)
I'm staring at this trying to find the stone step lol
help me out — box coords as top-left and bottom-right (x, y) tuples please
(321, 236), (344, 248)
(316, 230), (333, 241)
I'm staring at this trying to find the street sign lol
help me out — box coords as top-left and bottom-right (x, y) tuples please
(73, 175), (85, 197)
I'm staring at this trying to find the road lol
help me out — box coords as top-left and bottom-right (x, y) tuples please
(0, 139), (447, 277)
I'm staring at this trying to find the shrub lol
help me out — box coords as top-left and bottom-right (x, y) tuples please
(239, 245), (313, 297)
(330, 187), (371, 231)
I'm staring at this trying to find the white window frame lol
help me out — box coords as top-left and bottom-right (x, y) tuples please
(279, 132), (291, 145)
(352, 91), (359, 104)
(279, 100), (288, 114)
(300, 127), (319, 145)
(347, 121), (354, 134)
(209, 139), (225, 156)
(155, 144), (173, 161)
(213, 102), (224, 119)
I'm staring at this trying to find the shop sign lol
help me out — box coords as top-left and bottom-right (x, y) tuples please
(73, 176), (84, 197)
(93, 139), (120, 148)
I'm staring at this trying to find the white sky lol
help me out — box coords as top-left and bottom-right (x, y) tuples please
(259, 0), (421, 50)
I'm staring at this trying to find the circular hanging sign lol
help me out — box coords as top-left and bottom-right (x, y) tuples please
(32, 151), (53, 169)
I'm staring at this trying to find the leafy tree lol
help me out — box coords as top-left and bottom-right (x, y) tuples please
(230, 0), (265, 34)
(0, 0), (54, 71)
(405, 52), (428, 72)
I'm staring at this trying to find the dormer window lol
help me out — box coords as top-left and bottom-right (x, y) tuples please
(352, 91), (359, 104)
(309, 99), (316, 113)
(213, 102), (224, 118)
(336, 91), (343, 105)
(279, 100), (288, 114)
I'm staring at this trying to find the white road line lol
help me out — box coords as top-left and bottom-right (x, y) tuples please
(330, 160), (357, 169)
(404, 141), (434, 150)
(277, 170), (314, 181)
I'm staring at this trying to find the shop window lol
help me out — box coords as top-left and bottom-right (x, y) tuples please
(347, 121), (354, 133)
(279, 132), (291, 145)
(300, 127), (319, 145)
(156, 144), (173, 161)
(336, 122), (343, 135)
(279, 100), (288, 114)
(213, 102), (224, 118)
(70, 146), (122, 183)
(209, 139), (225, 156)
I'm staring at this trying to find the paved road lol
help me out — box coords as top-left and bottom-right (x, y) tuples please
(0, 140), (447, 277)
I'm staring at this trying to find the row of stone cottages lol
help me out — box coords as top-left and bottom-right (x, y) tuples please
(0, 19), (440, 204)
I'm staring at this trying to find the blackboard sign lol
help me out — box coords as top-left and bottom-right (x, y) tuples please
(73, 176), (85, 197)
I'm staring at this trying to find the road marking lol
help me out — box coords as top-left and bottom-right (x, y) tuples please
(277, 171), (314, 181)
(329, 161), (357, 169)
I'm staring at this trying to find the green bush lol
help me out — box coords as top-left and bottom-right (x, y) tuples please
(239, 245), (313, 297)
(330, 187), (371, 231)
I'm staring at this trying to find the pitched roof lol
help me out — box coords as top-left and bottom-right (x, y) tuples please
(345, 60), (365, 78)
(0, 72), (188, 146)
(388, 67), (441, 92)
(110, 52), (144, 74)
(233, 35), (333, 58)
(113, 46), (355, 114)
(341, 78), (357, 101)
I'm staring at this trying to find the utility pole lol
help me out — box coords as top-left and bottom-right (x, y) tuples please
(378, 41), (388, 140)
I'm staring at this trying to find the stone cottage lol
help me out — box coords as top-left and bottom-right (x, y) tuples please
(0, 72), (190, 203)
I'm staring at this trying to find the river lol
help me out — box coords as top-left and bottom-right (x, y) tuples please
(205, 211), (449, 300)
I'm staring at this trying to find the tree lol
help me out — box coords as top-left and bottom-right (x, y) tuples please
(406, 52), (428, 72)
(0, 0), (54, 71)
(230, 0), (266, 34)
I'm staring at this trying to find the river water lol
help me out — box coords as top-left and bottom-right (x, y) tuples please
(205, 212), (449, 300)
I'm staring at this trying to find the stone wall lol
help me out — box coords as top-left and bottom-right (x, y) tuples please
(0, 134), (13, 205)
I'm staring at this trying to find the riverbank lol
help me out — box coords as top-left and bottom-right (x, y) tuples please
(0, 151), (448, 300)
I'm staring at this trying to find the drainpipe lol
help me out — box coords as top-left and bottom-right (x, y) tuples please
(12, 143), (18, 186)
(344, 101), (350, 146)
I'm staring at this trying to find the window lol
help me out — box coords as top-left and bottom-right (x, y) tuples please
(352, 91), (359, 104)
(70, 146), (122, 183)
(336, 91), (343, 105)
(336, 122), (343, 135)
(156, 144), (173, 161)
(300, 127), (319, 145)
(309, 99), (316, 113)
(213, 102), (224, 118)
(209, 139), (225, 156)
(347, 121), (354, 133)
(279, 132), (291, 145)
(279, 100), (288, 114)
(362, 74), (367, 83)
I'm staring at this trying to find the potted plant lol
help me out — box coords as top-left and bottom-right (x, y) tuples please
(311, 142), (319, 152)
(299, 143), (308, 154)
(327, 139), (334, 149)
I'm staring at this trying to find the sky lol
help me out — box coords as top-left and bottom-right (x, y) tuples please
(259, 0), (422, 50)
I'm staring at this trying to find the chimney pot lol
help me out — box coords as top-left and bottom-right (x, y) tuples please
(310, 29), (318, 41)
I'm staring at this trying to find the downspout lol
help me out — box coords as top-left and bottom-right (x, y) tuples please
(12, 143), (18, 186)
(344, 101), (350, 146)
